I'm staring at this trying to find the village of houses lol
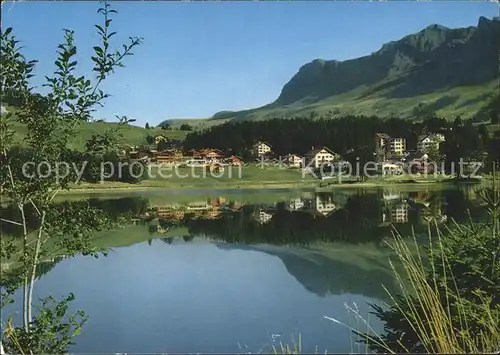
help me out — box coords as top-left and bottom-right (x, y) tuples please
(125, 131), (446, 177)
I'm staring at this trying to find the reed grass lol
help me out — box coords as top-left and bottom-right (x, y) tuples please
(324, 177), (500, 354)
(271, 334), (303, 354)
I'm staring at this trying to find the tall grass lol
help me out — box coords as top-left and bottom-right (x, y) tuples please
(271, 334), (303, 354)
(323, 178), (500, 354)
(362, 228), (497, 353)
(322, 227), (499, 353)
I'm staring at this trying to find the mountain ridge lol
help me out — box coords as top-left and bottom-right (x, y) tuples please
(204, 16), (499, 123)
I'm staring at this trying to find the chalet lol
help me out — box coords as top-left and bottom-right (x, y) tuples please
(417, 133), (445, 153)
(154, 149), (184, 164)
(190, 148), (223, 163)
(252, 141), (272, 156)
(204, 150), (223, 163)
(304, 147), (340, 169)
(283, 154), (304, 168)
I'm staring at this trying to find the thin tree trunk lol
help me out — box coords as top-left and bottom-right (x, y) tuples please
(19, 205), (29, 331)
(27, 211), (45, 324)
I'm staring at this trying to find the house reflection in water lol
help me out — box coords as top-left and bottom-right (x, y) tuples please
(147, 197), (245, 222)
(285, 193), (338, 217)
(287, 197), (305, 211)
(407, 190), (448, 225)
(186, 201), (212, 211)
(253, 210), (274, 224)
(202, 210), (223, 220)
(313, 194), (337, 216)
(146, 192), (342, 226)
(383, 202), (409, 224)
(158, 210), (185, 221)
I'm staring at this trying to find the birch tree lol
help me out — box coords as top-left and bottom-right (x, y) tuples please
(0, 1), (142, 352)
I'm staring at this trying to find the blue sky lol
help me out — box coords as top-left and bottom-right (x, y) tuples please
(3, 1), (498, 126)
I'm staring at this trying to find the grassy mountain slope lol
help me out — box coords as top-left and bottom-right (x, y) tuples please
(6, 107), (189, 151)
(157, 117), (230, 130)
(209, 16), (500, 122)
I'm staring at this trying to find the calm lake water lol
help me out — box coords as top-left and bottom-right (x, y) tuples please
(1, 185), (490, 353)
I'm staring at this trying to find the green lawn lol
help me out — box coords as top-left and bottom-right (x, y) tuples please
(68, 165), (318, 191)
(65, 164), (488, 193)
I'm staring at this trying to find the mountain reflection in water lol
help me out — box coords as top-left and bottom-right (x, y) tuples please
(0, 185), (493, 353)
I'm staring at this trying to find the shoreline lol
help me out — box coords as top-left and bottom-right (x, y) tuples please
(3, 174), (492, 198)
(59, 179), (470, 195)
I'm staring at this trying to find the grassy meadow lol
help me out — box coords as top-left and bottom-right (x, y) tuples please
(8, 113), (189, 150)
(67, 165), (319, 192)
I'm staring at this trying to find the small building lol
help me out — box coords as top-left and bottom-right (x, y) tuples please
(379, 163), (405, 175)
(204, 150), (223, 163)
(252, 141), (272, 156)
(283, 154), (304, 168)
(190, 148), (223, 163)
(155, 149), (183, 164)
(225, 156), (243, 166)
(304, 146), (340, 169)
(154, 134), (169, 145)
(417, 133), (445, 153)
(375, 133), (391, 151)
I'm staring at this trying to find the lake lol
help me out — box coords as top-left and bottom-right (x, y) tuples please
(1, 185), (490, 353)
